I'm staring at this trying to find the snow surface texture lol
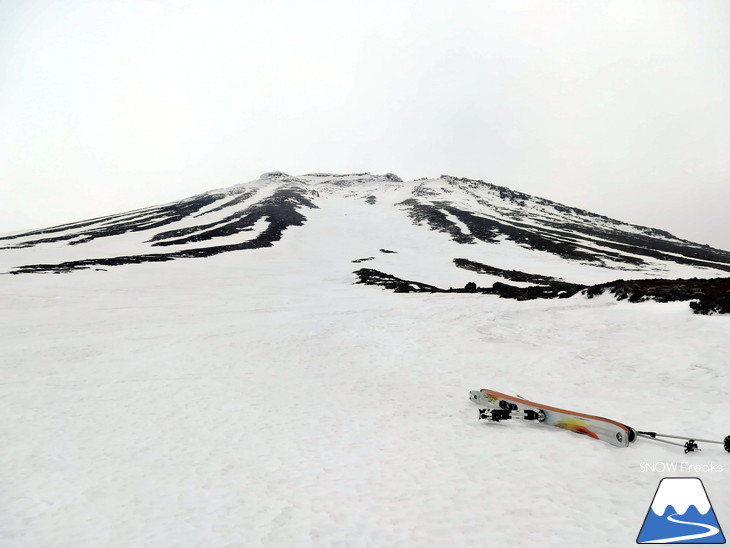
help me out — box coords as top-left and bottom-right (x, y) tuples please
(2, 173), (729, 547)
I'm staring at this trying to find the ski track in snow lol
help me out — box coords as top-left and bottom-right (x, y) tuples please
(1, 184), (729, 548)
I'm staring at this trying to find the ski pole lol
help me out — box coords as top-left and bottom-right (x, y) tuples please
(636, 433), (701, 453)
(638, 431), (730, 452)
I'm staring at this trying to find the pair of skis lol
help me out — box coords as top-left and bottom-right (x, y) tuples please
(470, 388), (730, 453)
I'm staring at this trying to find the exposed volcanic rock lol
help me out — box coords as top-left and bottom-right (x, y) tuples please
(354, 268), (441, 293)
(397, 199), (474, 245)
(453, 258), (566, 285)
(355, 265), (730, 314)
(354, 268), (585, 300)
(585, 277), (730, 314)
(149, 186), (317, 246)
(690, 294), (730, 315)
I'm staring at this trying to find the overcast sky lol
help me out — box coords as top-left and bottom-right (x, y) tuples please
(2, 0), (729, 249)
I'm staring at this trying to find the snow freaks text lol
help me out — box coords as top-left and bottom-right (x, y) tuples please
(639, 462), (724, 473)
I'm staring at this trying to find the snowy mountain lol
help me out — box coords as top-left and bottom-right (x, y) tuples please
(3, 171), (729, 312)
(3, 173), (730, 547)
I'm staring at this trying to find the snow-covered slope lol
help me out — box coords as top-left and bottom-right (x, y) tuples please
(2, 172), (730, 284)
(2, 173), (729, 547)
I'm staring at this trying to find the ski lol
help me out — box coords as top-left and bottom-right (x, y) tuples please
(469, 388), (730, 453)
(470, 388), (635, 448)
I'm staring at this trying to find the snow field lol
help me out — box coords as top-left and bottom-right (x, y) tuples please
(1, 191), (729, 547)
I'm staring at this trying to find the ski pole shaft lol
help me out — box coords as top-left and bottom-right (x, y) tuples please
(638, 431), (723, 445)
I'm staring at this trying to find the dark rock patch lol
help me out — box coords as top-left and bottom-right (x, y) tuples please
(454, 258), (563, 285)
(197, 190), (257, 216)
(150, 187), (316, 246)
(355, 266), (730, 315)
(353, 268), (585, 300)
(690, 295), (730, 315)
(585, 277), (730, 311)
(441, 205), (617, 264)
(354, 269), (441, 293)
(397, 199), (474, 244)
